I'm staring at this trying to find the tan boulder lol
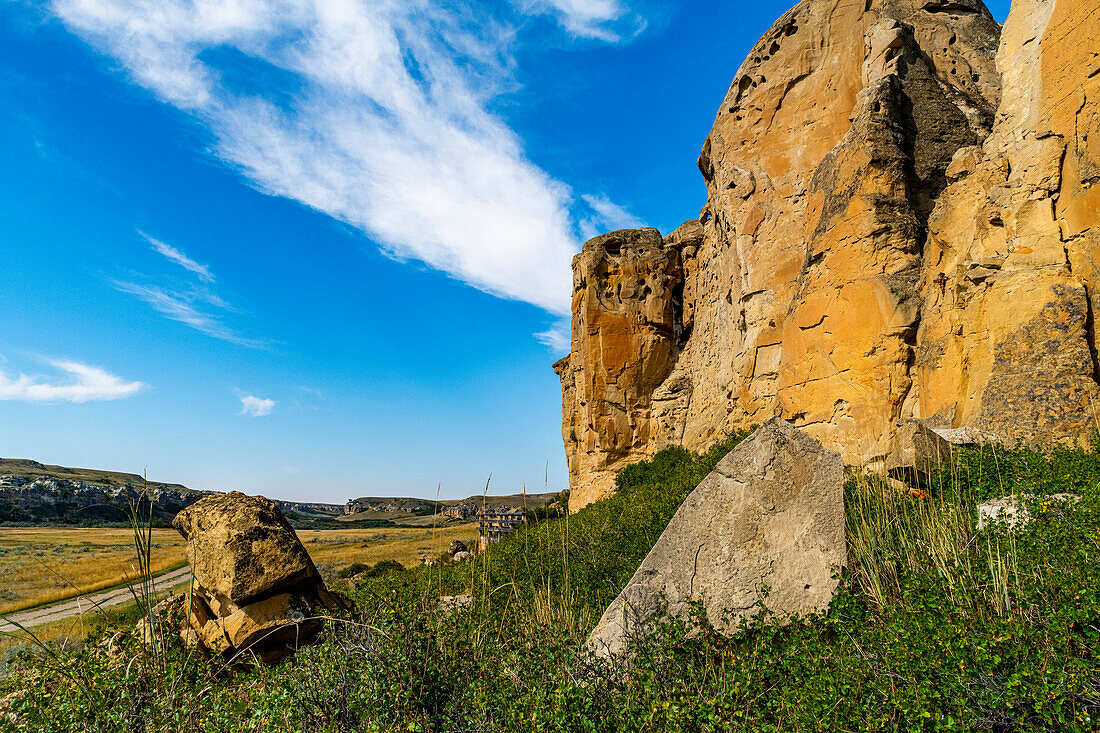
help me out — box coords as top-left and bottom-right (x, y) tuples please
(172, 492), (350, 664)
(173, 492), (316, 608)
(587, 419), (845, 659)
(885, 421), (954, 481)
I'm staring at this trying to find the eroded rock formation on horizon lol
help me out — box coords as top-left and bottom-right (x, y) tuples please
(556, 0), (1100, 510)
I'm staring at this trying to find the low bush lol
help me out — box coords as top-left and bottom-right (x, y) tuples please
(5, 436), (1100, 731)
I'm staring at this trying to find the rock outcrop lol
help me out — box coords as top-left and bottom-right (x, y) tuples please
(558, 0), (1100, 511)
(587, 419), (845, 658)
(885, 421), (954, 481)
(554, 228), (685, 506)
(173, 492), (349, 664)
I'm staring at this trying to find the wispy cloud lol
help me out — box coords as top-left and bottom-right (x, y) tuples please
(112, 279), (264, 348)
(535, 320), (571, 354)
(49, 0), (646, 317)
(141, 231), (214, 282)
(0, 359), (146, 403)
(578, 193), (646, 241)
(239, 393), (276, 417)
(519, 0), (647, 41)
(280, 465), (301, 474)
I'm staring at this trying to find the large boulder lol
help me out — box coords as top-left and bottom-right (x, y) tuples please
(587, 419), (846, 659)
(172, 492), (349, 664)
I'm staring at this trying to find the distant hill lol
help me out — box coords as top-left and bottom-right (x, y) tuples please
(440, 492), (559, 509)
(335, 492), (562, 522)
(0, 458), (559, 529)
(0, 458), (346, 528)
(0, 459), (190, 493)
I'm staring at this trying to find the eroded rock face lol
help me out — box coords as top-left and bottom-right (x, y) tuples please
(586, 419), (845, 658)
(559, 0), (1100, 510)
(554, 228), (684, 508)
(173, 492), (349, 664)
(915, 0), (1100, 442)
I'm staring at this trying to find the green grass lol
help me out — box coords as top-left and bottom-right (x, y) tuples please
(4, 435), (1100, 732)
(0, 458), (188, 492)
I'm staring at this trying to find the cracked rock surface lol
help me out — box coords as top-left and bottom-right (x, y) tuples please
(558, 0), (1100, 511)
(586, 419), (845, 659)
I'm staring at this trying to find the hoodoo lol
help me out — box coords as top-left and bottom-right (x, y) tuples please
(556, 0), (1100, 511)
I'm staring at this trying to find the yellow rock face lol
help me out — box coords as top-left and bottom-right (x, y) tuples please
(554, 228), (684, 508)
(558, 0), (1100, 511)
(916, 0), (1100, 443)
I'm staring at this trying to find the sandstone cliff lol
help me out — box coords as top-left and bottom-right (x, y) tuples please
(557, 0), (1100, 510)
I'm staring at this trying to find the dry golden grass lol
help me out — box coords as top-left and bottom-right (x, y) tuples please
(0, 585), (191, 657)
(0, 522), (479, 616)
(0, 529), (187, 615)
(298, 522), (478, 570)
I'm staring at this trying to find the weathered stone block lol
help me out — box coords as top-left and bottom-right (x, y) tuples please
(173, 492), (316, 606)
(587, 419), (845, 659)
(886, 421), (954, 481)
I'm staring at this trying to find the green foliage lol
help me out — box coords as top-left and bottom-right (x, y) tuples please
(6, 435), (1100, 732)
(337, 559), (405, 579)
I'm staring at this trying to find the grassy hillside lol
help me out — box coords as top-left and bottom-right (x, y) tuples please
(0, 458), (190, 492)
(4, 435), (1100, 731)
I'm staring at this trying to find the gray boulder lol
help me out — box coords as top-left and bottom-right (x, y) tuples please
(587, 418), (846, 659)
(885, 421), (953, 482)
(977, 494), (1079, 531)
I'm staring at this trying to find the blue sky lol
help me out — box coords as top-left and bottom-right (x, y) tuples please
(1, 0), (1011, 503)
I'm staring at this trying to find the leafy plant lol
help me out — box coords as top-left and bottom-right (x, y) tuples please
(6, 435), (1100, 731)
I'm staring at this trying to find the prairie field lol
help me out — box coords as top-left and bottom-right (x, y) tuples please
(0, 528), (188, 615)
(296, 522), (479, 571)
(0, 522), (478, 616)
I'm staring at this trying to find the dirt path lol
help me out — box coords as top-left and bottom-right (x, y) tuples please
(0, 566), (193, 633)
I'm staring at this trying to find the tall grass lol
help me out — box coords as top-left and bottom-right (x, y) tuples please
(846, 469), (1009, 617)
(7, 434), (1100, 731)
(845, 439), (1099, 623)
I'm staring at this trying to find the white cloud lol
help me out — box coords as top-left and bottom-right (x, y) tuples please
(0, 359), (146, 403)
(535, 320), (571, 354)
(112, 280), (264, 348)
(578, 193), (646, 241)
(239, 393), (276, 417)
(141, 231), (214, 282)
(48, 0), (650, 317)
(519, 0), (646, 42)
(280, 465), (301, 474)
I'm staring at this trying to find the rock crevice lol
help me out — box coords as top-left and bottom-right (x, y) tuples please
(558, 0), (1100, 510)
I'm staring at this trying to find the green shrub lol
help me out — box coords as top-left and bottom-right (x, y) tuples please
(337, 562), (370, 579)
(6, 435), (1100, 732)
